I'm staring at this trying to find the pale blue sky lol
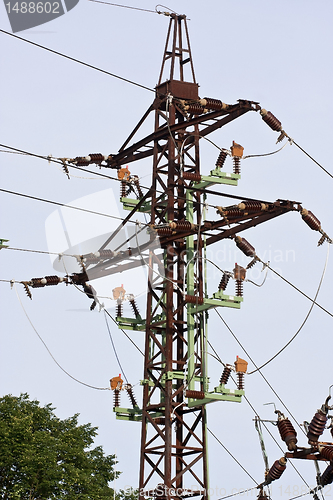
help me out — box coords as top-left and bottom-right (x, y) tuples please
(1, 1), (333, 498)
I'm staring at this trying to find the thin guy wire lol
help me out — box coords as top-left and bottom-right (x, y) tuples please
(13, 283), (110, 390)
(0, 29), (154, 93)
(104, 310), (129, 383)
(248, 243), (330, 374)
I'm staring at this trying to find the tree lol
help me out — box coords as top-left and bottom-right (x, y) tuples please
(0, 393), (119, 500)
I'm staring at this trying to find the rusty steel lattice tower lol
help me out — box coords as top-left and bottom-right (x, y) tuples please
(22, 12), (308, 500)
(106, 14), (297, 500)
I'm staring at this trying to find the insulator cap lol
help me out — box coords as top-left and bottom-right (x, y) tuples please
(231, 141), (244, 158)
(235, 356), (248, 373)
(260, 109), (282, 132)
(307, 410), (327, 443)
(110, 375), (123, 391)
(301, 209), (321, 231)
(234, 264), (246, 281)
(235, 236), (256, 257)
(277, 418), (298, 451)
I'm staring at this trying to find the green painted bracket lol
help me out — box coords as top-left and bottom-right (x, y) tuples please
(116, 312), (167, 332)
(187, 390), (244, 408)
(193, 171), (240, 189)
(0, 238), (9, 249)
(116, 316), (146, 332)
(120, 197), (152, 212)
(114, 406), (164, 422)
(187, 293), (243, 313)
(162, 371), (208, 383)
(214, 385), (244, 397)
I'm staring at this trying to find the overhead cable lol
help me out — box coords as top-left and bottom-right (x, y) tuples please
(292, 139), (333, 180)
(206, 338), (310, 487)
(248, 244), (330, 374)
(256, 258), (333, 319)
(104, 308), (144, 356)
(0, 29), (154, 93)
(216, 487), (259, 500)
(206, 425), (258, 485)
(14, 283), (110, 390)
(215, 309), (306, 438)
(0, 187), (148, 226)
(104, 311), (129, 383)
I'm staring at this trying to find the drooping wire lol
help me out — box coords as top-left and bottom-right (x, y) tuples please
(0, 29), (154, 93)
(104, 308), (144, 356)
(104, 310), (129, 383)
(248, 243), (330, 374)
(243, 140), (289, 159)
(13, 283), (110, 390)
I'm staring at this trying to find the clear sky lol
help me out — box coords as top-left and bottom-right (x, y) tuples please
(1, 1), (333, 499)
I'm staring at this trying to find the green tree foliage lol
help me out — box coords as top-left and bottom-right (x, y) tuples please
(0, 393), (119, 500)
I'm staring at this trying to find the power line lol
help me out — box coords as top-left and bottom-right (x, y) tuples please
(104, 310), (129, 383)
(104, 308), (144, 356)
(88, 0), (157, 13)
(214, 309), (306, 438)
(206, 425), (258, 485)
(256, 258), (333, 319)
(14, 283), (110, 390)
(0, 187), (147, 226)
(206, 339), (310, 488)
(0, 29), (154, 93)
(248, 243), (330, 374)
(216, 487), (259, 500)
(292, 139), (333, 180)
